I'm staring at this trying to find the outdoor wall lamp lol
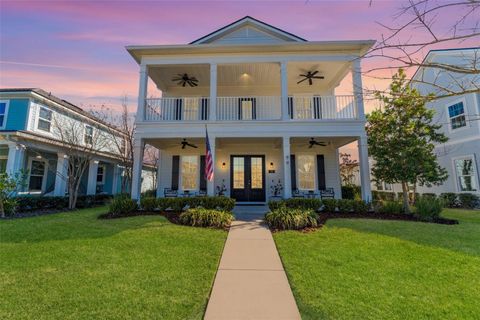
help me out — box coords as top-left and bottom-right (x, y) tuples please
(222, 162), (226, 169)
(269, 162), (274, 169)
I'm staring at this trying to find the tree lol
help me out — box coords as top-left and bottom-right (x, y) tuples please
(0, 171), (27, 217)
(339, 153), (359, 186)
(53, 115), (112, 209)
(367, 69), (448, 213)
(366, 0), (480, 98)
(144, 144), (159, 192)
(90, 96), (134, 193)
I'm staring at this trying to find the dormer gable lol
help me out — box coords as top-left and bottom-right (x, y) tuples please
(190, 16), (307, 45)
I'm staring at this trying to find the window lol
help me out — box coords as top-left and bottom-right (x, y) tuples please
(384, 183), (393, 191)
(448, 102), (466, 130)
(0, 146), (8, 173)
(183, 98), (200, 120)
(96, 165), (106, 185)
(38, 107), (52, 132)
(84, 125), (93, 144)
(181, 156), (198, 190)
(0, 101), (8, 129)
(28, 159), (46, 192)
(293, 96), (313, 119)
(454, 156), (478, 192)
(297, 155), (315, 190)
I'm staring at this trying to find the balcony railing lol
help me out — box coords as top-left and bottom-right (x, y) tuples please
(144, 95), (357, 122)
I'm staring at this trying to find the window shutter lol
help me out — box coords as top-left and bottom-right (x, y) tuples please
(316, 154), (326, 190)
(288, 97), (293, 119)
(175, 99), (183, 120)
(201, 98), (209, 120)
(200, 155), (206, 191)
(171, 155), (180, 190)
(313, 97), (322, 119)
(251, 98), (257, 120)
(290, 154), (297, 190)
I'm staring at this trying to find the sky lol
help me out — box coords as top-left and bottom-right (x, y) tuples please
(0, 0), (477, 114)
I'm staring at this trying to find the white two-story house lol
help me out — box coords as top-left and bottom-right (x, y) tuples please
(412, 47), (480, 195)
(127, 16), (374, 203)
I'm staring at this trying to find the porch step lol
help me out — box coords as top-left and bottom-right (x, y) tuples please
(233, 205), (269, 221)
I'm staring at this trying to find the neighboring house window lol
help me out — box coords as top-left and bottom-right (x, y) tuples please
(28, 159), (47, 192)
(384, 183), (393, 191)
(448, 102), (466, 130)
(297, 155), (315, 190)
(454, 156), (478, 192)
(84, 125), (93, 144)
(376, 181), (384, 191)
(96, 165), (106, 193)
(0, 101), (8, 129)
(181, 155), (198, 190)
(38, 107), (53, 132)
(0, 146), (8, 173)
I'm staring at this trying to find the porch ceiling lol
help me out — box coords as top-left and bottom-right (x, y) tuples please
(148, 60), (350, 94)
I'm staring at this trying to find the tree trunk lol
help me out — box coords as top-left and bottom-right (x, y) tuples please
(412, 182), (417, 205)
(0, 197), (5, 218)
(401, 181), (411, 214)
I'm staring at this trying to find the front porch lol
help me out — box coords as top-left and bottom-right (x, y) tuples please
(132, 136), (371, 202)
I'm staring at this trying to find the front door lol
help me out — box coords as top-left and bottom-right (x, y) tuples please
(230, 155), (265, 202)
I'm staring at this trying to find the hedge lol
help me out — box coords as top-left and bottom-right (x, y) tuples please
(13, 194), (113, 212)
(141, 196), (235, 212)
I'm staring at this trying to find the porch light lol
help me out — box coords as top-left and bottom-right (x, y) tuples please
(36, 155), (42, 159)
(222, 162), (226, 168)
(269, 162), (274, 169)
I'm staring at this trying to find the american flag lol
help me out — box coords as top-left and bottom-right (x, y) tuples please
(205, 128), (214, 181)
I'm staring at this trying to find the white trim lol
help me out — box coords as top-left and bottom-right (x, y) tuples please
(451, 154), (479, 193)
(27, 157), (48, 194)
(445, 97), (469, 133)
(0, 100), (9, 129)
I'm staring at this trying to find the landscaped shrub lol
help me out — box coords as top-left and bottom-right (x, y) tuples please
(458, 193), (479, 209)
(3, 198), (18, 216)
(440, 193), (459, 208)
(268, 199), (286, 211)
(341, 185), (361, 200)
(140, 197), (157, 211)
(337, 199), (354, 213)
(376, 201), (404, 214)
(265, 207), (318, 230)
(201, 196), (235, 211)
(372, 191), (396, 201)
(285, 198), (322, 211)
(179, 208), (233, 228)
(414, 197), (444, 221)
(108, 195), (138, 215)
(141, 189), (156, 198)
(353, 200), (370, 214)
(421, 193), (437, 199)
(155, 196), (235, 212)
(322, 199), (337, 212)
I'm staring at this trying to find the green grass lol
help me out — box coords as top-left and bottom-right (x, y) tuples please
(0, 207), (227, 320)
(273, 209), (480, 319)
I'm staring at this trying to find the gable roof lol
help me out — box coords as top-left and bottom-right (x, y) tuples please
(190, 16), (307, 44)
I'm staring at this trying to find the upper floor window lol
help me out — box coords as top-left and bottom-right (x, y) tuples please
(181, 155), (198, 190)
(297, 155), (315, 190)
(0, 101), (8, 129)
(38, 107), (53, 132)
(454, 156), (478, 192)
(84, 125), (93, 145)
(448, 102), (466, 130)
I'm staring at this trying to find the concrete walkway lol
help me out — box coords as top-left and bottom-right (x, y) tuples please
(204, 206), (301, 320)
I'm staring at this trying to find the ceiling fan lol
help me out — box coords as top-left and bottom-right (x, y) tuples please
(172, 73), (199, 87)
(297, 70), (324, 85)
(181, 139), (198, 149)
(308, 138), (327, 148)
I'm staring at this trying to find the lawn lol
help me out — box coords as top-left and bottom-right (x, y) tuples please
(0, 207), (227, 320)
(273, 209), (480, 319)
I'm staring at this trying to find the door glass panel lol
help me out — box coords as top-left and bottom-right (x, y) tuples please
(233, 157), (244, 188)
(251, 157), (263, 189)
(241, 100), (253, 120)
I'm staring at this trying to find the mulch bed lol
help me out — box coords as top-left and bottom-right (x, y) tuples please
(318, 212), (458, 226)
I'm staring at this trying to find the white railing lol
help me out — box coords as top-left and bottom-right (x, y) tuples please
(289, 95), (357, 120)
(145, 97), (209, 121)
(143, 95), (357, 122)
(216, 96), (281, 121)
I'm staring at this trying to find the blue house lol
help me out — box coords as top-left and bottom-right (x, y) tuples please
(0, 88), (131, 196)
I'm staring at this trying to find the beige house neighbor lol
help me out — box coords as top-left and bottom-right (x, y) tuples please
(127, 16), (374, 203)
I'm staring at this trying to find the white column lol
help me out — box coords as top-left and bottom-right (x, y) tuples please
(207, 136), (216, 196)
(136, 64), (148, 123)
(280, 61), (289, 120)
(6, 143), (26, 176)
(209, 63), (217, 121)
(358, 135), (372, 202)
(282, 136), (292, 199)
(53, 153), (68, 196)
(86, 159), (99, 195)
(131, 138), (145, 200)
(352, 58), (365, 120)
(111, 164), (120, 195)
(155, 153), (162, 198)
